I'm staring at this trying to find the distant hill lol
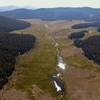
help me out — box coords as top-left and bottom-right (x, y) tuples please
(0, 7), (100, 21)
(0, 6), (35, 12)
(0, 16), (30, 32)
(0, 6), (19, 12)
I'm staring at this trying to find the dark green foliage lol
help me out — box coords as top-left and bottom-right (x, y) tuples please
(97, 27), (100, 32)
(72, 22), (100, 29)
(74, 35), (100, 64)
(0, 33), (35, 89)
(0, 16), (30, 32)
(68, 31), (87, 40)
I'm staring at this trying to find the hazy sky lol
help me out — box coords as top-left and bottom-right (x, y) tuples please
(0, 0), (100, 8)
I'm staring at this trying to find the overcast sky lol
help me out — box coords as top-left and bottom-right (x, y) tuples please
(0, 0), (100, 8)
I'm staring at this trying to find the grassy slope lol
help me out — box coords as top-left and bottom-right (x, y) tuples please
(9, 20), (57, 97)
(46, 20), (100, 100)
(52, 23), (100, 71)
(7, 19), (100, 100)
(65, 30), (100, 71)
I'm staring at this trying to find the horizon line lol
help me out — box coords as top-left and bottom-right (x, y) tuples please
(0, 5), (100, 9)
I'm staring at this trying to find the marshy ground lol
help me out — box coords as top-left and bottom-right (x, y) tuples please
(0, 19), (100, 100)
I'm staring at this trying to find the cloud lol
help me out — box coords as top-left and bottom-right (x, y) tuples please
(0, 0), (99, 8)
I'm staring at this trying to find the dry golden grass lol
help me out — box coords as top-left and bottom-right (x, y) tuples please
(7, 19), (59, 99)
(6, 19), (100, 100)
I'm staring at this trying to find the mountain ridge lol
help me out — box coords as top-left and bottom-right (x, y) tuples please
(0, 7), (100, 20)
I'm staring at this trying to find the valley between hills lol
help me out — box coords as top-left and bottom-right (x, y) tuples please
(0, 19), (100, 100)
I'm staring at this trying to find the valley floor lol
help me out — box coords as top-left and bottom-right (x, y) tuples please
(0, 19), (100, 100)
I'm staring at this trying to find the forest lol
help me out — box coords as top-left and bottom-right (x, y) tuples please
(0, 33), (35, 88)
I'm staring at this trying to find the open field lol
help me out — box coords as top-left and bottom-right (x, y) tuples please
(0, 19), (100, 100)
(0, 19), (57, 100)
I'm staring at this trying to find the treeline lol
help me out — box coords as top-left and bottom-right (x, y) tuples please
(97, 27), (100, 32)
(0, 16), (31, 32)
(0, 33), (35, 88)
(72, 22), (100, 29)
(68, 31), (87, 40)
(74, 35), (100, 64)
